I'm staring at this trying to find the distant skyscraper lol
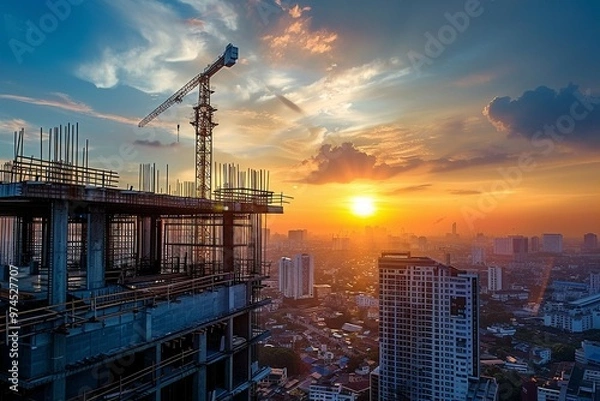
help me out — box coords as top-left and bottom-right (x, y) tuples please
(530, 236), (541, 253)
(590, 273), (600, 295)
(471, 245), (486, 265)
(584, 233), (598, 251)
(542, 234), (563, 253)
(493, 237), (512, 255)
(278, 254), (314, 299)
(288, 229), (307, 242)
(452, 222), (457, 236)
(378, 252), (483, 401)
(279, 257), (293, 296)
(488, 266), (503, 292)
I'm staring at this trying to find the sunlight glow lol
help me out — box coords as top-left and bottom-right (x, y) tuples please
(351, 196), (376, 217)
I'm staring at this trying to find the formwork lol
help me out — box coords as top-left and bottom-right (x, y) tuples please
(0, 127), (287, 401)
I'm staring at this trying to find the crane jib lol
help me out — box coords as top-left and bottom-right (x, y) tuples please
(137, 44), (238, 128)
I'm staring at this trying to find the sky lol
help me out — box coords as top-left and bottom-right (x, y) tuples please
(1, 0), (599, 238)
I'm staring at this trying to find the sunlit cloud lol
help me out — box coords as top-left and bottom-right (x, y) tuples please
(298, 142), (410, 184)
(448, 189), (482, 195)
(0, 93), (167, 127)
(263, 16), (337, 60)
(288, 4), (311, 18)
(0, 118), (30, 133)
(76, 0), (238, 93)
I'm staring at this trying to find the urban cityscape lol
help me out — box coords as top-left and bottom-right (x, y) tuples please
(1, 1), (600, 401)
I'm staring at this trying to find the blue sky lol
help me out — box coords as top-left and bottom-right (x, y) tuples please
(1, 0), (599, 236)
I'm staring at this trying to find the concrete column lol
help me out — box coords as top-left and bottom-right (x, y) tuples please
(192, 331), (207, 401)
(50, 200), (68, 307)
(223, 212), (234, 274)
(49, 201), (68, 400)
(86, 207), (106, 290)
(50, 333), (66, 401)
(154, 344), (162, 401)
(18, 214), (33, 266)
(226, 320), (233, 392)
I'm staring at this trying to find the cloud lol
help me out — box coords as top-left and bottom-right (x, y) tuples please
(448, 189), (482, 195)
(483, 84), (600, 147)
(133, 139), (179, 148)
(0, 118), (30, 133)
(76, 0), (238, 93)
(263, 16), (337, 60)
(428, 152), (511, 173)
(388, 184), (432, 194)
(0, 93), (174, 128)
(288, 4), (311, 18)
(298, 142), (409, 184)
(273, 92), (305, 114)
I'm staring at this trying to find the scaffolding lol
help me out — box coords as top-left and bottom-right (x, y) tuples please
(0, 125), (286, 401)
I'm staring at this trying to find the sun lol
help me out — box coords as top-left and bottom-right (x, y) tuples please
(351, 196), (376, 217)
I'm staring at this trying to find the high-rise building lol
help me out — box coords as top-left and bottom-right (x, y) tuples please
(279, 257), (293, 297)
(472, 245), (486, 265)
(530, 236), (541, 253)
(584, 233), (598, 251)
(278, 253), (314, 299)
(370, 366), (380, 401)
(493, 236), (528, 259)
(590, 273), (600, 295)
(378, 252), (492, 401)
(493, 237), (512, 255)
(488, 266), (503, 292)
(542, 233), (563, 253)
(288, 229), (307, 242)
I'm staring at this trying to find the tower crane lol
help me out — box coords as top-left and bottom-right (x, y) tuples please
(138, 43), (239, 199)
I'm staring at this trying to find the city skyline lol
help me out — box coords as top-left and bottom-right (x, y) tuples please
(1, 1), (600, 237)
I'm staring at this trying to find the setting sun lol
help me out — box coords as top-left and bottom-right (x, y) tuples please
(351, 196), (376, 217)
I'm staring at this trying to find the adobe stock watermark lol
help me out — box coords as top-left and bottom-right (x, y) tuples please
(462, 89), (600, 231)
(7, 0), (84, 64)
(7, 264), (20, 393)
(407, 0), (491, 75)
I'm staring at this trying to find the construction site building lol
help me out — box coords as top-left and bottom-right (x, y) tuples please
(0, 126), (286, 401)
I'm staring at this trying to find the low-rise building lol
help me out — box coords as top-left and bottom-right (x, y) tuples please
(544, 293), (600, 333)
(309, 383), (356, 401)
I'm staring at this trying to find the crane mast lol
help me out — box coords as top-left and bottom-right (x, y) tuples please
(138, 43), (238, 199)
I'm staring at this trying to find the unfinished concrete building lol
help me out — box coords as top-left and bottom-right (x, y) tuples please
(0, 126), (285, 400)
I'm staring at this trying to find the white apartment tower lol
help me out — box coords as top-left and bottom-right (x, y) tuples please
(378, 252), (480, 401)
(488, 266), (503, 292)
(278, 253), (314, 299)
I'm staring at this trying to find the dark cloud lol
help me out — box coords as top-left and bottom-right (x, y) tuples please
(300, 142), (411, 184)
(133, 140), (179, 148)
(483, 84), (600, 147)
(449, 189), (481, 196)
(274, 93), (305, 115)
(388, 184), (432, 194)
(433, 217), (446, 225)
